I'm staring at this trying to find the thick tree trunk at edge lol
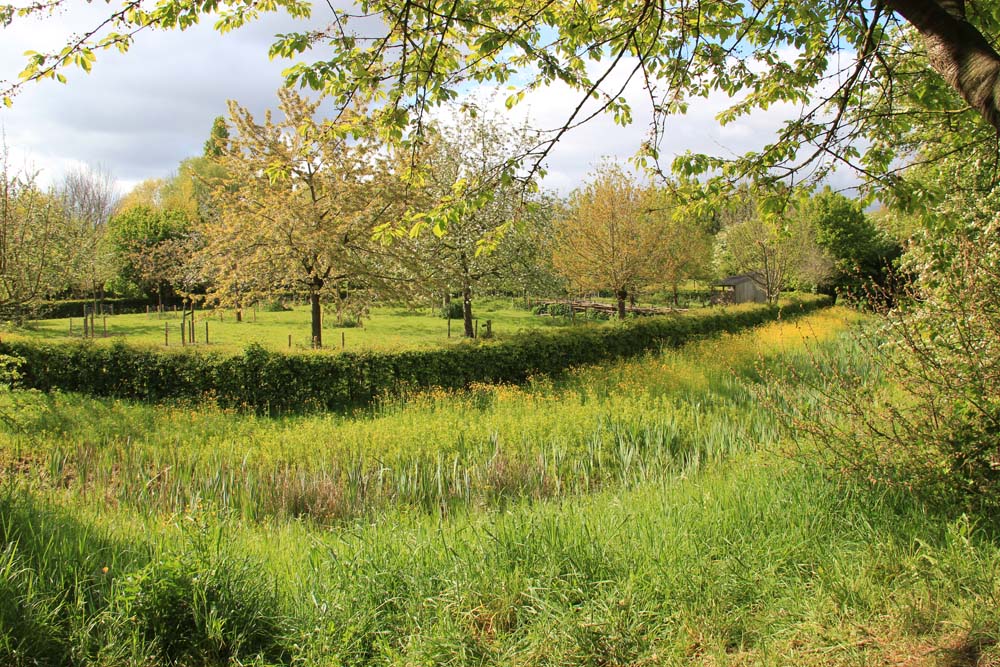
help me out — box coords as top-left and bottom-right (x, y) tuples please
(887, 0), (1000, 132)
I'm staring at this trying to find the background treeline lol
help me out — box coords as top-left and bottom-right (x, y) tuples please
(2, 96), (898, 341)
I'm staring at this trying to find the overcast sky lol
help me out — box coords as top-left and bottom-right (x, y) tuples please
(0, 3), (854, 195)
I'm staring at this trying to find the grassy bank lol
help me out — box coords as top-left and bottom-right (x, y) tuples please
(1, 308), (997, 665)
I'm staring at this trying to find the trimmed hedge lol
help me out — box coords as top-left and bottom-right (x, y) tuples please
(0, 295), (832, 414)
(35, 298), (184, 319)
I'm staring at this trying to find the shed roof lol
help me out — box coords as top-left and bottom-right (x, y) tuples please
(714, 273), (760, 287)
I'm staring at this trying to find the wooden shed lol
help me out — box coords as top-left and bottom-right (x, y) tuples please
(712, 273), (768, 304)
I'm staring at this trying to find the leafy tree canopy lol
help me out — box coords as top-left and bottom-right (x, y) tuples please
(4, 1), (1000, 208)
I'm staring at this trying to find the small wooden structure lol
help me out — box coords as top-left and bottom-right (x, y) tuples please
(712, 274), (767, 304)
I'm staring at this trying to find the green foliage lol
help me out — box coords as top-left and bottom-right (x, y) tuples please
(258, 300), (291, 313)
(0, 296), (831, 414)
(0, 353), (22, 391)
(805, 188), (901, 298)
(34, 297), (173, 319)
(106, 205), (193, 300)
(117, 528), (290, 665)
(775, 213), (1000, 511)
(438, 301), (463, 319)
(584, 308), (612, 321)
(203, 116), (229, 158)
(107, 205), (190, 249)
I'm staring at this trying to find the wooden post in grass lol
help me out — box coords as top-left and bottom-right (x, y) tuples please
(475, 319), (479, 338)
(69, 318), (73, 335)
(288, 334), (292, 349)
(447, 316), (451, 338)
(341, 331), (345, 349)
(103, 317), (107, 338)
(205, 321), (209, 344)
(164, 322), (168, 346)
(181, 320), (186, 346)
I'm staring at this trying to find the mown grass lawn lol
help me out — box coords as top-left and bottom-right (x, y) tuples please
(10, 298), (585, 354)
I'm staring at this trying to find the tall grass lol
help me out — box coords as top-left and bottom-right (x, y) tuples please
(2, 455), (998, 665)
(1, 309), (855, 522)
(3, 307), (997, 665)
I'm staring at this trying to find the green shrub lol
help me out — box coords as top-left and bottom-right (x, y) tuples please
(33, 297), (178, 319)
(333, 315), (364, 328)
(585, 308), (612, 321)
(438, 301), (464, 319)
(548, 303), (574, 317)
(258, 299), (292, 312)
(0, 295), (831, 414)
(116, 539), (290, 665)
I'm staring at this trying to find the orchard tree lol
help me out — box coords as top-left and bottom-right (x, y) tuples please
(714, 195), (832, 302)
(59, 164), (121, 303)
(397, 114), (545, 337)
(0, 147), (75, 318)
(203, 88), (392, 347)
(106, 204), (193, 305)
(647, 189), (713, 305)
(553, 165), (665, 319)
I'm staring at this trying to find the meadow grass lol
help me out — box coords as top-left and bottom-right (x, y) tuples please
(10, 298), (581, 354)
(2, 307), (998, 665)
(1, 308), (856, 522)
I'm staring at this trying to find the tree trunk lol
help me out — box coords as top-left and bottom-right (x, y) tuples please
(311, 285), (323, 348)
(616, 289), (627, 320)
(672, 283), (679, 306)
(463, 281), (474, 338)
(887, 0), (1000, 132)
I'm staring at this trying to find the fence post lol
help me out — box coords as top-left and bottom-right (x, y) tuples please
(205, 321), (209, 345)
(164, 322), (168, 346)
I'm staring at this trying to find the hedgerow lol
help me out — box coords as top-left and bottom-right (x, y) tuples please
(0, 295), (831, 414)
(33, 297), (183, 318)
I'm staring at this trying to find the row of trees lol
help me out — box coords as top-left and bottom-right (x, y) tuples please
(0, 143), (121, 320)
(1, 91), (895, 340)
(554, 165), (899, 315)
